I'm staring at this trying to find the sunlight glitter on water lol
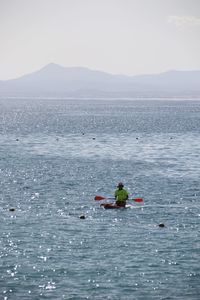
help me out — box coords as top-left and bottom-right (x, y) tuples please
(1, 99), (200, 299)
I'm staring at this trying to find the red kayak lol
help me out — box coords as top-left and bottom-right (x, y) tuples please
(100, 203), (131, 209)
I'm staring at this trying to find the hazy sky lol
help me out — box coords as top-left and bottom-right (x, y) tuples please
(0, 0), (200, 79)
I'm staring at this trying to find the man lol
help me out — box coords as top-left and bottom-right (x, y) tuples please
(114, 182), (129, 207)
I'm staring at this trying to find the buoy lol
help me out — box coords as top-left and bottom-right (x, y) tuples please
(80, 215), (86, 219)
(158, 223), (165, 228)
(9, 208), (15, 212)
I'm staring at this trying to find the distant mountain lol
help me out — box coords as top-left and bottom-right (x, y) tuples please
(0, 63), (200, 98)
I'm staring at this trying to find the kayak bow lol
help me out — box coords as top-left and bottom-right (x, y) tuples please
(100, 203), (132, 209)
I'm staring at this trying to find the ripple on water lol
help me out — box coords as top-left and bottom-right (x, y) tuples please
(1, 99), (200, 299)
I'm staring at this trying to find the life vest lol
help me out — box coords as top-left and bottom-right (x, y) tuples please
(115, 189), (128, 202)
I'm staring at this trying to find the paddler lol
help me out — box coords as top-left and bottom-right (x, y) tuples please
(114, 182), (129, 207)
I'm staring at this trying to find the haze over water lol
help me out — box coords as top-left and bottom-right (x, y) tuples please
(0, 98), (200, 299)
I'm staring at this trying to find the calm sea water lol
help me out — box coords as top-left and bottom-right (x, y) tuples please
(0, 99), (200, 300)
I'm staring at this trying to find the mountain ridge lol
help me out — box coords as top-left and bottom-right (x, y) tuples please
(0, 63), (200, 98)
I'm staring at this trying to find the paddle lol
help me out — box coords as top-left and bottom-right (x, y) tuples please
(94, 195), (143, 202)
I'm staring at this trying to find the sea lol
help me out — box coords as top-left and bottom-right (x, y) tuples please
(0, 98), (200, 300)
